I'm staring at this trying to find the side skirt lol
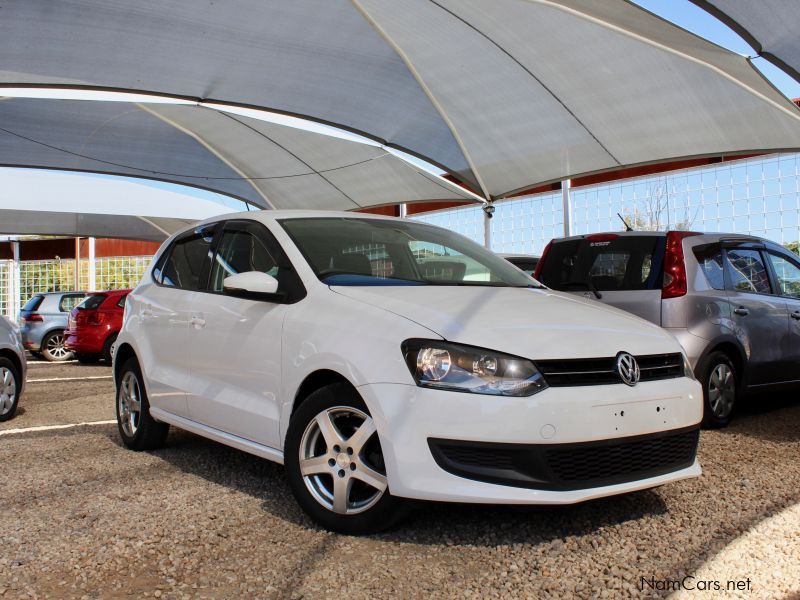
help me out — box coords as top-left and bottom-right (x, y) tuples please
(150, 407), (285, 465)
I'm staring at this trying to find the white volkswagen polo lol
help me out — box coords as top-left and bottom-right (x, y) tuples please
(115, 211), (702, 533)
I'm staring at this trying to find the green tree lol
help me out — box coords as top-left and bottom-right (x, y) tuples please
(784, 241), (799, 256)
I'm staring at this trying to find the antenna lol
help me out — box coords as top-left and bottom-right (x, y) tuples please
(617, 212), (634, 232)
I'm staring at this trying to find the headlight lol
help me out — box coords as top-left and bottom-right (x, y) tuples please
(683, 354), (696, 380)
(402, 339), (547, 397)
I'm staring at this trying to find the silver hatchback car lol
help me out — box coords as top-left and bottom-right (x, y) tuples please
(0, 315), (26, 421)
(19, 291), (86, 361)
(535, 231), (800, 427)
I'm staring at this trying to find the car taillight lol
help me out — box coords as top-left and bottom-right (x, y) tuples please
(533, 240), (552, 280)
(87, 311), (106, 326)
(662, 231), (701, 299)
(24, 313), (43, 322)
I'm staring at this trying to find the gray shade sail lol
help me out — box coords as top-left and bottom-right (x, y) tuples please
(0, 0), (799, 201)
(0, 210), (193, 242)
(0, 98), (477, 210)
(690, 0), (800, 83)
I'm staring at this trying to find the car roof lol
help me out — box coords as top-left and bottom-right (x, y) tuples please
(497, 253), (540, 259)
(197, 209), (402, 228)
(86, 289), (132, 296)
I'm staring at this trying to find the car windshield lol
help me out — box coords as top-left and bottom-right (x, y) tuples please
(280, 217), (539, 288)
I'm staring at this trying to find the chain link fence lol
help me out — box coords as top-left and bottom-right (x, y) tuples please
(0, 256), (152, 320)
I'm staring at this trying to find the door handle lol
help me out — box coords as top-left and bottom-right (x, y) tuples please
(791, 311), (800, 321)
(733, 306), (749, 316)
(190, 315), (206, 328)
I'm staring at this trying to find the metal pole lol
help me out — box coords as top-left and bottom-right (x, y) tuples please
(561, 179), (572, 238)
(398, 203), (407, 219)
(88, 237), (96, 292)
(483, 205), (492, 250)
(74, 237), (81, 290)
(10, 241), (20, 322)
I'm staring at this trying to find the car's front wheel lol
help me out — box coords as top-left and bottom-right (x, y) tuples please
(0, 357), (20, 422)
(700, 351), (738, 428)
(285, 383), (407, 534)
(116, 357), (169, 450)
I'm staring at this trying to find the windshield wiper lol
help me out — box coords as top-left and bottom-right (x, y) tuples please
(559, 280), (603, 300)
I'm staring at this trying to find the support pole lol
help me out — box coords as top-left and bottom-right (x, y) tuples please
(10, 241), (20, 322)
(482, 203), (495, 250)
(88, 237), (96, 292)
(562, 179), (572, 238)
(398, 203), (407, 219)
(74, 237), (81, 290)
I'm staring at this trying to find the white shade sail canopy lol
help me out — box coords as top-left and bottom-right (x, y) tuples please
(691, 0), (800, 83)
(0, 168), (236, 241)
(0, 0), (798, 204)
(0, 98), (477, 211)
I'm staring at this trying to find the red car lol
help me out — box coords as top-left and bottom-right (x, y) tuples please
(65, 289), (130, 363)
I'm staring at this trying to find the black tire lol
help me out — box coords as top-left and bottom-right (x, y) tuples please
(102, 333), (118, 364)
(76, 353), (100, 364)
(285, 383), (407, 535)
(699, 351), (738, 429)
(41, 330), (73, 362)
(0, 357), (20, 422)
(116, 356), (169, 451)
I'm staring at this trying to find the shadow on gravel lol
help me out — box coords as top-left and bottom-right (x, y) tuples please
(719, 392), (800, 444)
(132, 428), (670, 547)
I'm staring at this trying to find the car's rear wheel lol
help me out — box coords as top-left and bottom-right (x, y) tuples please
(700, 351), (737, 428)
(116, 357), (169, 450)
(41, 330), (73, 362)
(102, 333), (118, 364)
(0, 357), (20, 422)
(285, 383), (407, 534)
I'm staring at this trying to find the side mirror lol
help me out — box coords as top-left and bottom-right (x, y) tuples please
(223, 271), (285, 302)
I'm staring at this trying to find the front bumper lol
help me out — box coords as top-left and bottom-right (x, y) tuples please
(358, 378), (703, 504)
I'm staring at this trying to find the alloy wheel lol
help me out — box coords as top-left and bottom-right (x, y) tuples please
(0, 367), (16, 415)
(299, 406), (387, 515)
(46, 334), (70, 360)
(118, 371), (142, 437)
(708, 363), (735, 418)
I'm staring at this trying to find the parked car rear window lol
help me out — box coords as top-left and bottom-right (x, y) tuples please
(78, 294), (107, 310)
(537, 236), (665, 292)
(22, 295), (44, 312)
(59, 294), (86, 312)
(117, 295), (128, 308)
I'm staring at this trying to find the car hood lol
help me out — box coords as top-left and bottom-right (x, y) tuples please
(330, 285), (680, 360)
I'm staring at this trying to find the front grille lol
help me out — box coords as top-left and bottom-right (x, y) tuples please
(536, 353), (683, 386)
(429, 427), (699, 491)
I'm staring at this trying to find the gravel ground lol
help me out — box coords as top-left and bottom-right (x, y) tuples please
(1, 358), (798, 599)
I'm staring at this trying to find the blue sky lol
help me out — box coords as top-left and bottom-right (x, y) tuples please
(635, 0), (800, 99)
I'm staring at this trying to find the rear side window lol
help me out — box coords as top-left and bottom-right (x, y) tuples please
(537, 236), (665, 292)
(59, 294), (85, 312)
(78, 294), (107, 310)
(725, 249), (771, 294)
(156, 228), (216, 290)
(117, 295), (128, 308)
(693, 245), (725, 290)
(22, 295), (44, 312)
